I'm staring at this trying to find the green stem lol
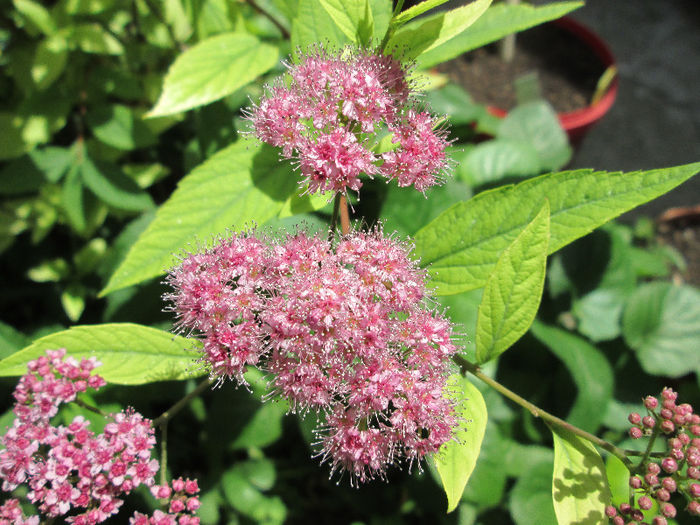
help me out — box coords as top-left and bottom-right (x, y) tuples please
(246, 0), (290, 39)
(160, 423), (168, 487)
(152, 378), (214, 427)
(74, 398), (106, 417)
(329, 193), (341, 240)
(634, 422), (661, 475)
(454, 355), (635, 470)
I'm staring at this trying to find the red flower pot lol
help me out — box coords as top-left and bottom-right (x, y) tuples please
(487, 17), (618, 146)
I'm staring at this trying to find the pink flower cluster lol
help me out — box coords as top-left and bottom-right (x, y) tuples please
(131, 477), (200, 525)
(607, 387), (700, 525)
(248, 47), (451, 195)
(165, 228), (459, 483)
(0, 349), (159, 524)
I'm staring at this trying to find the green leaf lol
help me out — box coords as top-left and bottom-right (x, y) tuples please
(13, 0), (57, 36)
(67, 24), (124, 55)
(416, 1), (584, 68)
(88, 105), (158, 151)
(475, 202), (549, 363)
(32, 35), (68, 90)
(531, 321), (614, 434)
(510, 460), (557, 525)
(414, 163), (700, 296)
(392, 0), (450, 27)
(29, 146), (73, 183)
(435, 375), (488, 513)
(461, 139), (540, 186)
(424, 84), (484, 127)
(62, 164), (87, 234)
(232, 400), (288, 450)
(81, 157), (155, 212)
(0, 323), (203, 385)
(319, 0), (374, 45)
(61, 283), (87, 322)
(499, 101), (571, 172)
(0, 322), (29, 360)
(622, 282), (700, 378)
(551, 426), (611, 525)
(101, 139), (297, 296)
(148, 33), (278, 117)
(291, 0), (349, 51)
(386, 0), (491, 61)
(0, 155), (46, 195)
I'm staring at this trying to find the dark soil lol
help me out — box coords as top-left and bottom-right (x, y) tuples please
(436, 23), (606, 113)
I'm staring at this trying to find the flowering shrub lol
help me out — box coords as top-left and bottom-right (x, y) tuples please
(0, 0), (699, 524)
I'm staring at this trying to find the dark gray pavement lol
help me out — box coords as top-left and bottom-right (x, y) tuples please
(562, 0), (700, 218)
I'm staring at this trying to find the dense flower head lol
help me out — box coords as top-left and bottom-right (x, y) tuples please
(247, 46), (451, 195)
(130, 477), (200, 525)
(0, 349), (160, 524)
(609, 387), (700, 524)
(166, 227), (460, 483)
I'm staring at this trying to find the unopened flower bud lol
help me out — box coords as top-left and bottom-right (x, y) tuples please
(655, 488), (670, 501)
(642, 416), (656, 429)
(638, 496), (653, 510)
(647, 462), (661, 475)
(661, 388), (677, 401)
(645, 473), (659, 486)
(660, 408), (673, 420)
(660, 502), (676, 518)
(644, 396), (659, 410)
(605, 505), (617, 517)
(663, 398), (676, 410)
(652, 516), (668, 525)
(629, 476), (642, 489)
(661, 477), (676, 492)
(688, 466), (700, 479)
(688, 501), (700, 516)
(629, 412), (642, 425)
(660, 419), (675, 433)
(661, 457), (678, 473)
(690, 483), (700, 498)
(670, 448), (684, 461)
(668, 437), (682, 450)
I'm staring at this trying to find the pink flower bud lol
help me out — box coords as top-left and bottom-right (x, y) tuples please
(661, 502), (676, 518)
(638, 496), (653, 510)
(661, 477), (676, 492)
(629, 476), (642, 489)
(644, 396), (659, 410)
(630, 427), (643, 439)
(629, 412), (642, 425)
(661, 457), (678, 473)
(643, 415), (656, 429)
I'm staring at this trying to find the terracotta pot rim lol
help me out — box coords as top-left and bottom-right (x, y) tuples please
(487, 16), (618, 133)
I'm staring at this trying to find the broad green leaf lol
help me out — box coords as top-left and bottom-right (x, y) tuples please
(67, 24), (124, 55)
(531, 321), (614, 434)
(386, 0), (491, 61)
(435, 375), (487, 513)
(0, 323), (203, 384)
(319, 0), (374, 45)
(462, 139), (540, 186)
(101, 139), (297, 296)
(148, 33), (278, 117)
(416, 1), (583, 68)
(424, 84), (484, 127)
(0, 322), (28, 360)
(414, 163), (700, 295)
(291, 0), (349, 52)
(551, 426), (611, 525)
(222, 461), (286, 524)
(231, 401), (288, 450)
(13, 0), (56, 36)
(510, 460), (557, 525)
(475, 202), (549, 363)
(87, 105), (158, 151)
(499, 101), (571, 172)
(392, 0), (450, 27)
(0, 156), (45, 195)
(622, 282), (700, 378)
(368, 0), (392, 43)
(62, 164), (87, 234)
(61, 283), (87, 322)
(459, 420), (508, 508)
(29, 146), (73, 183)
(32, 35), (68, 90)
(81, 157), (155, 212)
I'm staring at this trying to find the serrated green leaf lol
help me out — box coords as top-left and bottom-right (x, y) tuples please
(291, 0), (349, 51)
(386, 0), (491, 60)
(499, 101), (571, 172)
(551, 426), (611, 525)
(148, 33), (278, 117)
(0, 323), (203, 384)
(531, 321), (614, 434)
(622, 282), (700, 378)
(416, 1), (583, 68)
(101, 139), (297, 296)
(392, 0), (450, 27)
(414, 163), (700, 296)
(435, 374), (487, 513)
(81, 157), (155, 212)
(475, 202), (549, 363)
(319, 0), (373, 45)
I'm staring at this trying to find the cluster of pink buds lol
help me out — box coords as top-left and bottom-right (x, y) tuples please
(0, 349), (199, 524)
(165, 227), (459, 483)
(131, 477), (200, 525)
(606, 387), (700, 524)
(248, 46), (452, 195)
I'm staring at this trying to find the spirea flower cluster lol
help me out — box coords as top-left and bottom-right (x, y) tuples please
(0, 349), (160, 524)
(165, 228), (459, 483)
(248, 46), (452, 195)
(606, 387), (700, 525)
(131, 477), (200, 525)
